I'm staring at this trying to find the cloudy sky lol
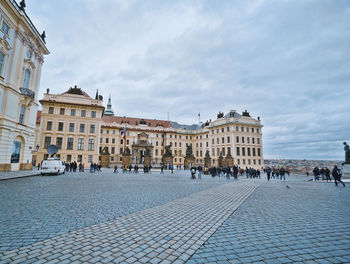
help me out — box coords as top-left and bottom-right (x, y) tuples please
(26, 0), (350, 160)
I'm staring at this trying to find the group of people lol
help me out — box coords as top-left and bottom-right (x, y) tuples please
(312, 165), (345, 187)
(265, 167), (289, 181)
(114, 164), (153, 174)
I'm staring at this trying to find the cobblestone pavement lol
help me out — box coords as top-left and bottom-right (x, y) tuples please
(0, 169), (39, 181)
(0, 170), (227, 252)
(188, 178), (350, 264)
(0, 179), (260, 263)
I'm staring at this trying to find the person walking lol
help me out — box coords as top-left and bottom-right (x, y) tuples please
(325, 167), (331, 181)
(266, 167), (272, 181)
(313, 166), (320, 181)
(332, 165), (345, 187)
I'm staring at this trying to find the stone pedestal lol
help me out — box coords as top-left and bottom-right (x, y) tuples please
(162, 156), (173, 168)
(343, 164), (350, 178)
(204, 157), (211, 168)
(184, 157), (195, 169)
(144, 156), (151, 167)
(224, 154), (234, 167)
(100, 154), (110, 168)
(218, 154), (223, 169)
(122, 155), (131, 167)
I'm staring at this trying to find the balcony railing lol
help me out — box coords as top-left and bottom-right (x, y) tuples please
(20, 87), (35, 99)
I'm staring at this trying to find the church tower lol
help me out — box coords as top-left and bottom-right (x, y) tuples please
(104, 94), (114, 116)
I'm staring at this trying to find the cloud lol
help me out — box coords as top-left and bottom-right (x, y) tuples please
(26, 0), (350, 160)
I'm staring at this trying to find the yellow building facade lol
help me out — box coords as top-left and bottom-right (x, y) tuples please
(0, 0), (49, 171)
(35, 87), (104, 165)
(36, 88), (264, 169)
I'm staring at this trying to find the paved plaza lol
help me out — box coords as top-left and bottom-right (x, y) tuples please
(0, 170), (349, 263)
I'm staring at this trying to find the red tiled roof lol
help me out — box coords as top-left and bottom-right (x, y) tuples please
(36, 110), (41, 124)
(102, 116), (172, 128)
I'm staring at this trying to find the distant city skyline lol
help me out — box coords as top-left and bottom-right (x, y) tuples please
(26, 0), (350, 160)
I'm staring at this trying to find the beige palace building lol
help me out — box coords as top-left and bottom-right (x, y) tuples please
(36, 88), (264, 169)
(0, 0), (49, 171)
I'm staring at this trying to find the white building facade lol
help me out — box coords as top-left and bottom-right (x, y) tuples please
(0, 0), (49, 171)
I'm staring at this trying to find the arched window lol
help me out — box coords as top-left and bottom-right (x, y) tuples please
(23, 69), (31, 89)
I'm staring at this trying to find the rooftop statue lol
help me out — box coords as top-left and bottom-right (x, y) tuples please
(344, 142), (350, 164)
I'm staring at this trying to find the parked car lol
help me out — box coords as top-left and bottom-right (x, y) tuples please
(40, 158), (65, 175)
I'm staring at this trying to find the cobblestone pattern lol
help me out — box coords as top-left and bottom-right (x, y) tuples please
(0, 180), (260, 263)
(187, 180), (350, 264)
(0, 170), (227, 252)
(0, 169), (39, 181)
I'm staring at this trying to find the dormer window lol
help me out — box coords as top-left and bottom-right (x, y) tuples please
(1, 21), (9, 35)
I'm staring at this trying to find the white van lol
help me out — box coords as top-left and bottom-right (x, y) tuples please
(40, 158), (65, 175)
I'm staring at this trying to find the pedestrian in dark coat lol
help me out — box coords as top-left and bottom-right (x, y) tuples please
(332, 165), (345, 187)
(313, 167), (320, 181)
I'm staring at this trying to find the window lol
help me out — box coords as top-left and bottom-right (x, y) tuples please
(212, 139), (214, 144)
(106, 138), (109, 144)
(88, 139), (94, 150)
(216, 129), (219, 133)
(236, 147), (240, 156)
(120, 139), (123, 144)
(252, 138), (255, 144)
(120, 148), (123, 154)
(48, 107), (54, 114)
(222, 148), (225, 156)
(217, 138), (219, 144)
(67, 138), (74, 150)
(88, 155), (93, 163)
(69, 123), (75, 132)
(23, 69), (31, 89)
(227, 136), (230, 143)
(111, 147), (115, 154)
(60, 108), (65, 115)
(156, 141), (158, 146)
(236, 136), (239, 143)
(179, 143), (181, 147)
(44, 136), (51, 149)
(253, 148), (256, 156)
(11, 141), (21, 163)
(206, 142), (208, 147)
(127, 140), (129, 145)
(155, 149), (158, 156)
(247, 148), (251, 156)
(107, 130), (109, 134)
(241, 127), (244, 132)
(217, 148), (219, 156)
(112, 138), (115, 144)
(222, 128), (224, 132)
(81, 110), (86, 117)
(242, 147), (246, 156)
(222, 137), (224, 144)
(70, 109), (76, 116)
(257, 129), (260, 133)
(58, 122), (64, 131)
(212, 148), (215, 156)
(227, 127), (230, 132)
(1, 21), (9, 35)
(100, 138), (102, 144)
(236, 126), (239, 131)
(67, 155), (72, 162)
(77, 155), (82, 162)
(258, 148), (261, 157)
(91, 111), (96, 118)
(247, 137), (250, 144)
(90, 124), (95, 133)
(257, 138), (260, 144)
(46, 121), (52, 130)
(79, 124), (85, 133)
(78, 138), (84, 150)
(19, 105), (25, 124)
(242, 137), (245, 144)
(0, 52), (5, 75)
(56, 137), (63, 149)
(252, 128), (254, 133)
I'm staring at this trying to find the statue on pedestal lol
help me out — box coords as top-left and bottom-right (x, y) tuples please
(344, 142), (350, 164)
